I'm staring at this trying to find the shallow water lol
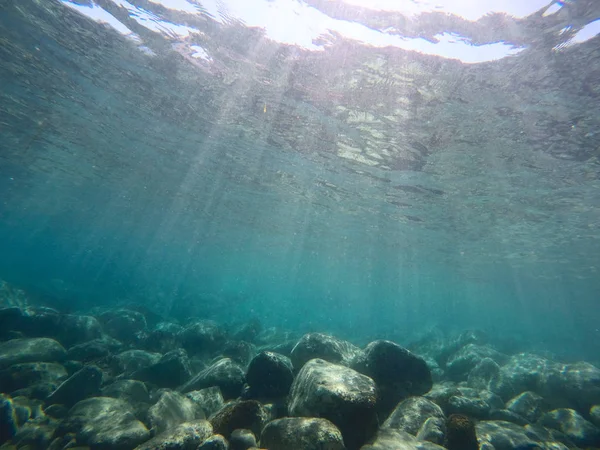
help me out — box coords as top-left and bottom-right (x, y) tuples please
(1, 0), (599, 360)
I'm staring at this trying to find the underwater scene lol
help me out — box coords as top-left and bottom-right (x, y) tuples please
(1, 0), (600, 448)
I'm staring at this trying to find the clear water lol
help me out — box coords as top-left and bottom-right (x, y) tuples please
(1, 0), (599, 359)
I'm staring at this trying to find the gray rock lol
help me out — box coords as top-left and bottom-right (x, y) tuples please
(506, 391), (546, 423)
(186, 387), (225, 417)
(102, 309), (147, 342)
(524, 423), (576, 448)
(11, 420), (58, 448)
(590, 405), (600, 427)
(467, 358), (501, 391)
(0, 362), (67, 393)
(448, 395), (491, 418)
(546, 361), (600, 412)
(133, 420), (213, 450)
(180, 358), (245, 399)
(382, 397), (445, 442)
(538, 408), (600, 447)
(113, 349), (162, 377)
(289, 358), (377, 449)
(363, 428), (446, 450)
(67, 338), (118, 361)
(446, 344), (508, 381)
(132, 348), (193, 388)
(222, 341), (256, 367)
(424, 383), (462, 413)
(59, 396), (150, 449)
(180, 321), (227, 356)
(260, 417), (345, 450)
(46, 365), (103, 407)
(352, 340), (432, 414)
(143, 322), (184, 353)
(148, 390), (204, 434)
(245, 351), (294, 398)
(230, 428), (257, 450)
(102, 379), (150, 403)
(490, 353), (553, 401)
(476, 420), (539, 450)
(0, 394), (18, 445)
(0, 338), (67, 369)
(290, 333), (361, 370)
(54, 314), (104, 347)
(416, 417), (446, 445)
(198, 434), (229, 450)
(488, 409), (529, 426)
(210, 400), (268, 438)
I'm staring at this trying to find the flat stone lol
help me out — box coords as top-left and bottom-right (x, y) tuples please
(0, 338), (67, 369)
(260, 417), (345, 450)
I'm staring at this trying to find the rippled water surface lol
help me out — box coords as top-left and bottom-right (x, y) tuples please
(1, 0), (599, 357)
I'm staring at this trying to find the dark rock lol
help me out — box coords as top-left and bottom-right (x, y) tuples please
(506, 391), (547, 423)
(352, 340), (432, 415)
(181, 358), (245, 399)
(363, 428), (446, 450)
(260, 417), (345, 450)
(230, 428), (257, 450)
(113, 349), (162, 377)
(11, 421), (57, 449)
(12, 395), (45, 424)
(142, 322), (184, 353)
(233, 318), (262, 343)
(290, 333), (361, 370)
(44, 404), (69, 419)
(448, 395), (491, 419)
(102, 379), (150, 404)
(538, 408), (600, 447)
(102, 309), (147, 342)
(546, 361), (600, 412)
(53, 314), (103, 347)
(133, 420), (213, 450)
(524, 423), (575, 448)
(245, 352), (293, 399)
(68, 338), (118, 362)
(488, 409), (529, 426)
(210, 400), (268, 438)
(180, 321), (227, 356)
(477, 420), (550, 450)
(490, 353), (552, 401)
(425, 382), (462, 413)
(0, 338), (67, 369)
(416, 417), (446, 445)
(46, 365), (103, 407)
(446, 344), (508, 381)
(198, 434), (229, 450)
(222, 341), (256, 367)
(132, 348), (192, 388)
(382, 396), (446, 445)
(147, 390), (204, 434)
(186, 387), (225, 417)
(0, 362), (67, 393)
(0, 394), (18, 445)
(58, 397), (150, 449)
(591, 405), (600, 427)
(288, 358), (377, 449)
(445, 414), (478, 450)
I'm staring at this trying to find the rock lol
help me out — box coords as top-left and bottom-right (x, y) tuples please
(180, 358), (245, 399)
(133, 420), (213, 450)
(416, 417), (446, 445)
(233, 318), (262, 343)
(198, 434), (229, 450)
(222, 341), (256, 367)
(0, 362), (67, 393)
(290, 333), (361, 370)
(447, 395), (491, 418)
(245, 352), (294, 399)
(352, 340), (432, 414)
(44, 404), (69, 419)
(147, 390), (204, 434)
(490, 353), (553, 401)
(476, 420), (539, 450)
(538, 408), (600, 447)
(506, 391), (546, 423)
(230, 428), (257, 450)
(0, 338), (67, 369)
(363, 428), (446, 450)
(53, 314), (103, 347)
(58, 397), (150, 449)
(488, 409), (529, 425)
(590, 405), (600, 427)
(424, 383), (462, 413)
(288, 358), (377, 449)
(0, 394), (18, 445)
(524, 423), (575, 448)
(186, 387), (225, 417)
(67, 338), (119, 361)
(180, 321), (227, 356)
(11, 421), (57, 449)
(260, 417), (345, 450)
(546, 361), (600, 412)
(113, 349), (162, 377)
(446, 344), (508, 381)
(102, 309), (147, 342)
(132, 348), (192, 388)
(102, 379), (150, 404)
(382, 397), (445, 444)
(210, 400), (268, 438)
(467, 358), (501, 391)
(142, 322), (184, 353)
(46, 365), (103, 407)
(445, 414), (478, 450)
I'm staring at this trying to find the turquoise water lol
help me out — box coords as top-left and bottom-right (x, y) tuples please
(1, 0), (599, 359)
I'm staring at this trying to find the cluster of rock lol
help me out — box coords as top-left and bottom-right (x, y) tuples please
(1, 304), (600, 450)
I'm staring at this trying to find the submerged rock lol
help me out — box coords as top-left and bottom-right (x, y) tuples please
(46, 365), (103, 407)
(132, 348), (193, 388)
(198, 434), (229, 450)
(0, 338), (67, 369)
(180, 358), (245, 399)
(147, 390), (203, 434)
(134, 420), (213, 450)
(102, 309), (148, 343)
(245, 351), (294, 399)
(445, 414), (478, 450)
(0, 362), (67, 393)
(363, 428), (446, 450)
(229, 428), (257, 450)
(288, 358), (377, 449)
(181, 321), (228, 356)
(382, 397), (446, 445)
(67, 337), (120, 361)
(209, 400), (268, 438)
(538, 408), (600, 447)
(186, 386), (225, 417)
(290, 333), (361, 369)
(0, 394), (18, 445)
(113, 349), (162, 377)
(506, 391), (547, 423)
(352, 340), (432, 414)
(142, 322), (184, 353)
(446, 344), (508, 381)
(58, 396), (150, 449)
(476, 420), (539, 450)
(260, 417), (345, 450)
(102, 379), (151, 404)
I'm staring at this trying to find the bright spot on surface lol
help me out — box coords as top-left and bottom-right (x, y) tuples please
(542, 2), (563, 17)
(568, 19), (600, 45)
(190, 45), (212, 61)
(60, 0), (137, 38)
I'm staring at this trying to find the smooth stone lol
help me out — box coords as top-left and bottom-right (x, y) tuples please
(198, 434), (229, 450)
(506, 391), (547, 423)
(180, 321), (227, 356)
(538, 408), (600, 447)
(131, 348), (193, 388)
(46, 365), (103, 407)
(102, 309), (147, 342)
(210, 400), (268, 438)
(113, 349), (162, 377)
(185, 387), (225, 417)
(446, 344), (508, 381)
(147, 390), (204, 434)
(0, 338), (67, 369)
(383, 397), (446, 445)
(229, 428), (257, 450)
(260, 417), (345, 450)
(476, 420), (539, 450)
(290, 333), (361, 370)
(180, 358), (245, 399)
(133, 420), (213, 450)
(0, 394), (18, 445)
(102, 379), (150, 404)
(362, 428), (446, 450)
(0, 362), (67, 393)
(245, 352), (294, 399)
